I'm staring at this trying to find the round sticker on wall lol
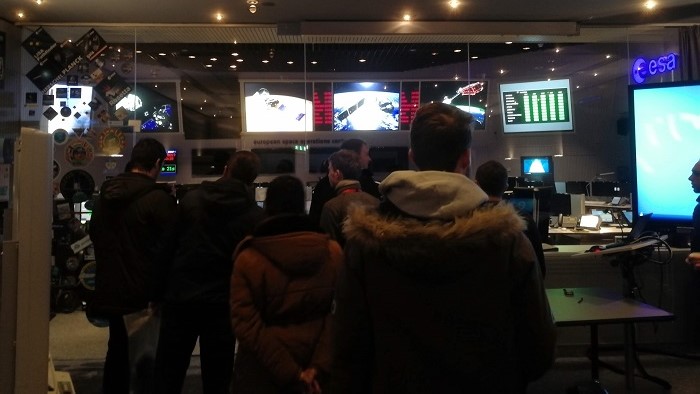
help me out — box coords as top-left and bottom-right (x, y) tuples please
(65, 139), (94, 166)
(59, 169), (95, 202)
(79, 261), (96, 291)
(53, 129), (68, 145)
(98, 128), (126, 156)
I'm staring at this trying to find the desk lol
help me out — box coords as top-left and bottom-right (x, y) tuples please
(585, 201), (632, 210)
(549, 226), (630, 244)
(546, 287), (674, 393)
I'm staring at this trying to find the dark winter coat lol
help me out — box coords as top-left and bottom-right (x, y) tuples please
(89, 172), (177, 316)
(331, 170), (556, 394)
(230, 214), (342, 394)
(162, 178), (264, 305)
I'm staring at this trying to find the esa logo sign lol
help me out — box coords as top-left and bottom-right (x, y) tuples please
(632, 53), (679, 84)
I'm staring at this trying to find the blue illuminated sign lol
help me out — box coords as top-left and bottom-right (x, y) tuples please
(631, 53), (679, 84)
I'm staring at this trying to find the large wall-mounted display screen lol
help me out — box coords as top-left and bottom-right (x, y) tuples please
(332, 82), (400, 131)
(630, 80), (700, 227)
(420, 81), (488, 130)
(244, 82), (313, 132)
(115, 82), (181, 132)
(241, 80), (491, 132)
(499, 78), (573, 133)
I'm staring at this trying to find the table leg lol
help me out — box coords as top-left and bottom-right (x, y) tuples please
(590, 324), (599, 380)
(624, 323), (635, 393)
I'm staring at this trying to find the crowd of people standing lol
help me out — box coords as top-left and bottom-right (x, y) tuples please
(89, 102), (556, 394)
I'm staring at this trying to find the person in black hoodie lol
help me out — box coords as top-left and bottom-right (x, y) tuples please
(308, 139), (380, 226)
(154, 151), (265, 394)
(90, 138), (177, 394)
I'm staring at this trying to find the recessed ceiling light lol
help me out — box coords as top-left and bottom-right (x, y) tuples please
(205, 64), (213, 68)
(229, 65), (236, 68)
(35, 0), (42, 4)
(311, 61), (318, 65)
(471, 56), (478, 59)
(231, 52), (238, 56)
(594, 72), (598, 76)
(17, 11), (25, 18)
(606, 54), (611, 59)
(158, 53), (167, 56)
(183, 87), (187, 91)
(644, 0), (657, 10)
(262, 60), (269, 63)
(522, 47), (530, 50)
(189, 55), (195, 59)
(359, 59), (366, 63)
(403, 14), (411, 21)
(551, 68), (555, 71)
(431, 52), (438, 56)
(236, 58), (244, 62)
(576, 85), (580, 89)
(136, 50), (142, 54)
(154, 84), (158, 88)
(555, 48), (560, 53)
(505, 41), (512, 45)
(210, 57), (217, 61)
(215, 12), (223, 21)
(448, 0), (460, 9)
(287, 61), (294, 64)
(500, 69), (505, 74)
(453, 49), (462, 53)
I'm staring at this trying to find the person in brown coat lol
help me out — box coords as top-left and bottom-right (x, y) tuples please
(230, 175), (342, 394)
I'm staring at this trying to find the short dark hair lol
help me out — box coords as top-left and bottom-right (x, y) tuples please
(340, 139), (367, 155)
(328, 149), (361, 180)
(410, 103), (473, 171)
(130, 138), (166, 172)
(227, 150), (261, 185)
(475, 160), (509, 197)
(264, 175), (306, 216)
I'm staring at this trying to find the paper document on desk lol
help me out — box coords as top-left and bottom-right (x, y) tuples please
(542, 243), (558, 252)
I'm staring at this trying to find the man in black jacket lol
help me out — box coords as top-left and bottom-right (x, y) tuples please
(475, 160), (547, 277)
(154, 151), (265, 394)
(90, 138), (177, 394)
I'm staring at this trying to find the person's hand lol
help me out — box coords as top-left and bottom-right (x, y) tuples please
(685, 252), (700, 270)
(299, 368), (321, 394)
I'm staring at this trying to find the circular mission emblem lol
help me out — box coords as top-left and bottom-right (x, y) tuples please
(65, 139), (94, 166)
(98, 128), (126, 156)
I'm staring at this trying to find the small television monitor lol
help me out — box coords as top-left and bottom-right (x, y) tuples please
(499, 78), (574, 134)
(419, 80), (488, 130)
(521, 156), (553, 176)
(368, 146), (409, 173)
(191, 148), (236, 177)
(333, 82), (400, 131)
(308, 147), (337, 174)
(251, 148), (296, 174)
(160, 149), (177, 176)
(630, 80), (700, 229)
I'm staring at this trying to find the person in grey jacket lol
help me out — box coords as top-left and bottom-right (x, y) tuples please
(320, 149), (379, 247)
(331, 103), (556, 394)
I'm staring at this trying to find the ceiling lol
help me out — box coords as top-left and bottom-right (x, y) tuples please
(3, 0), (699, 137)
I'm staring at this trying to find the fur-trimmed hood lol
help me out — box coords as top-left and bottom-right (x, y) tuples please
(344, 192), (527, 279)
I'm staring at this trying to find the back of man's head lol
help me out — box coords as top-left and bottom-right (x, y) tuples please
(475, 160), (509, 198)
(340, 139), (367, 155)
(226, 150), (261, 185)
(130, 138), (166, 172)
(328, 149), (361, 181)
(264, 175), (306, 216)
(410, 102), (473, 171)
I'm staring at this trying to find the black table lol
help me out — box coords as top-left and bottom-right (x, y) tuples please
(546, 287), (675, 393)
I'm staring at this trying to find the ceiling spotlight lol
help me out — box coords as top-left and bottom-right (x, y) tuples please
(448, 0), (459, 9)
(215, 12), (223, 21)
(17, 11), (25, 18)
(644, 0), (657, 10)
(403, 14), (411, 21)
(247, 0), (259, 13)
